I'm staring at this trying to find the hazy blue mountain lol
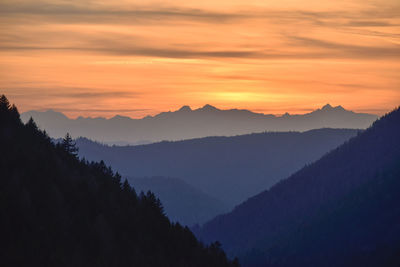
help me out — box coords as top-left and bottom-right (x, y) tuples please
(21, 104), (377, 144)
(195, 108), (400, 266)
(128, 176), (228, 226)
(74, 128), (359, 211)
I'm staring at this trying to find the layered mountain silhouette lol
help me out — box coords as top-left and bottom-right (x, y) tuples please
(195, 107), (400, 266)
(21, 104), (377, 144)
(0, 95), (238, 266)
(127, 176), (228, 226)
(74, 129), (359, 213)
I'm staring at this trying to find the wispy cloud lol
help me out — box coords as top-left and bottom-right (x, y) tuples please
(1, 1), (398, 27)
(287, 36), (400, 59)
(2, 39), (399, 60)
(6, 87), (141, 99)
(0, 2), (248, 24)
(1, 0), (399, 61)
(54, 91), (140, 99)
(40, 108), (150, 113)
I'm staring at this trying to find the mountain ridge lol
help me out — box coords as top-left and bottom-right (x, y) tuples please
(23, 103), (372, 120)
(74, 128), (360, 213)
(21, 104), (377, 145)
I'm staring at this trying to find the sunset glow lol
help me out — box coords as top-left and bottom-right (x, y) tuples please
(1, 0), (399, 118)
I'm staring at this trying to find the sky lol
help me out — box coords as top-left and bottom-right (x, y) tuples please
(1, 0), (399, 118)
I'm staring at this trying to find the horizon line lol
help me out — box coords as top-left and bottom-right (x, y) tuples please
(19, 103), (384, 120)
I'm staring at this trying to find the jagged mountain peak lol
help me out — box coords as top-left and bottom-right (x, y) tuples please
(321, 103), (333, 110)
(178, 105), (192, 112)
(22, 109), (68, 120)
(320, 104), (346, 112)
(198, 104), (219, 111)
(110, 114), (131, 120)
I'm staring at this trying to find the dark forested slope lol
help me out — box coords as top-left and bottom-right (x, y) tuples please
(197, 107), (400, 266)
(0, 95), (238, 267)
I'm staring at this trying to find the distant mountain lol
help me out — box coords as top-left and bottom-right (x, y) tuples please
(196, 107), (400, 266)
(21, 104), (377, 144)
(75, 128), (359, 212)
(0, 95), (238, 267)
(127, 176), (227, 226)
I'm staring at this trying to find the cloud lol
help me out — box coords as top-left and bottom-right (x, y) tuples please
(0, 2), (247, 24)
(1, 1), (398, 27)
(55, 91), (140, 99)
(345, 20), (397, 27)
(1, 1), (398, 61)
(2, 38), (399, 60)
(0, 44), (261, 59)
(45, 108), (150, 113)
(5, 87), (141, 99)
(287, 36), (400, 59)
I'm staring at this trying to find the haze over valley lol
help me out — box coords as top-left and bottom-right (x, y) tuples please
(73, 128), (360, 221)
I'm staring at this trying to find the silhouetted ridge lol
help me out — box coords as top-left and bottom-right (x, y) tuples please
(197, 107), (400, 266)
(21, 104), (377, 144)
(178, 105), (192, 112)
(198, 104), (218, 111)
(111, 114), (131, 120)
(0, 95), (239, 267)
(321, 103), (333, 110)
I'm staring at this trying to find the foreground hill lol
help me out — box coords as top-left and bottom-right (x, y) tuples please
(0, 95), (238, 266)
(196, 107), (400, 266)
(127, 176), (228, 226)
(75, 129), (359, 210)
(21, 104), (376, 144)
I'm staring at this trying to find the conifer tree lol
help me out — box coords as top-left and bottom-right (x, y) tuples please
(62, 132), (79, 156)
(0, 94), (10, 111)
(26, 117), (38, 130)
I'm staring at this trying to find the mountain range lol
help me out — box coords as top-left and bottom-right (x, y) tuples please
(74, 128), (359, 217)
(195, 107), (400, 266)
(21, 104), (377, 145)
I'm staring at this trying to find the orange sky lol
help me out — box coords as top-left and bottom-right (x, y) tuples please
(1, 0), (399, 118)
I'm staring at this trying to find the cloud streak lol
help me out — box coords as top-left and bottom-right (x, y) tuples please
(1, 1), (398, 27)
(40, 108), (150, 113)
(5, 87), (141, 99)
(1, 39), (399, 60)
(0, 2), (248, 24)
(287, 36), (400, 59)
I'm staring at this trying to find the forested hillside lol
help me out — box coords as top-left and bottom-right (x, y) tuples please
(0, 95), (238, 267)
(197, 107), (400, 266)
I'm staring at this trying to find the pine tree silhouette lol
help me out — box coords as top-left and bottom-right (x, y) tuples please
(62, 132), (79, 156)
